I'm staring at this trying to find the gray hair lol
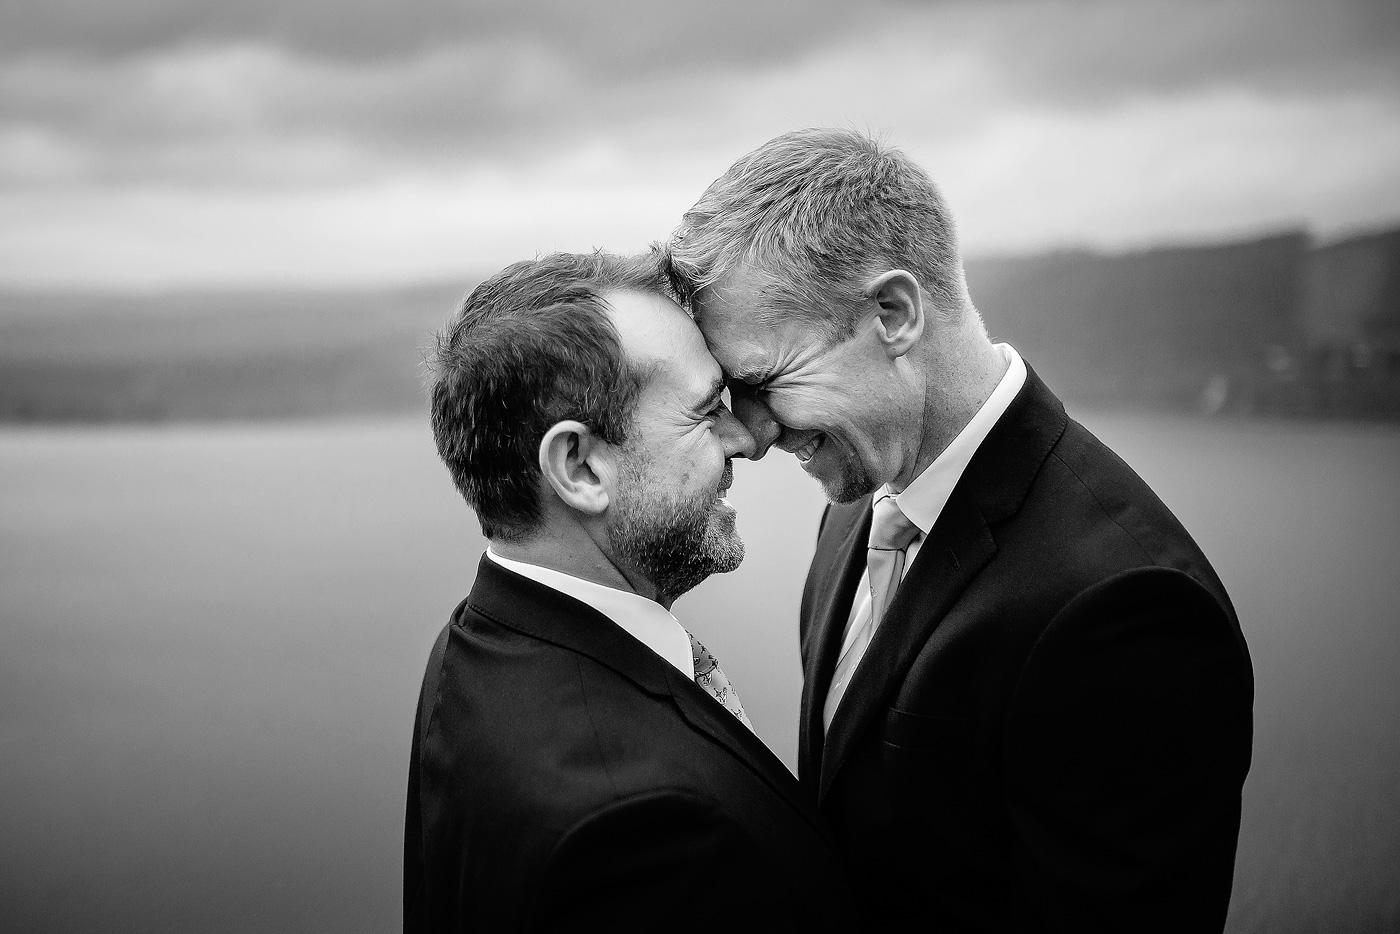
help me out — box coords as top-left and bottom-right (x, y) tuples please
(663, 128), (968, 339)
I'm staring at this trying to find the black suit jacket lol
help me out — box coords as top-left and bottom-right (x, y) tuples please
(405, 556), (853, 932)
(799, 365), (1254, 932)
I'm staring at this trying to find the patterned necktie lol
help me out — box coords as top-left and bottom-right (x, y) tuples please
(823, 493), (921, 730)
(688, 632), (755, 731)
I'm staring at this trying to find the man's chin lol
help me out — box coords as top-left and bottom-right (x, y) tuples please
(699, 506), (745, 575)
(796, 442), (877, 504)
(608, 496), (745, 601)
(705, 530), (745, 575)
(813, 463), (878, 505)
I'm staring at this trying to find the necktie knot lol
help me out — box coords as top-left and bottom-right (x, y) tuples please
(866, 495), (920, 626)
(870, 494), (920, 552)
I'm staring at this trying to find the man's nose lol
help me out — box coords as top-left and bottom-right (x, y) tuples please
(730, 392), (780, 460)
(717, 408), (757, 460)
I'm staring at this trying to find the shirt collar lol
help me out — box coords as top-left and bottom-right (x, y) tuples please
(484, 548), (696, 679)
(887, 343), (1027, 535)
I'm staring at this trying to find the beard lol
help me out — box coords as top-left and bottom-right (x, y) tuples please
(608, 457), (744, 603)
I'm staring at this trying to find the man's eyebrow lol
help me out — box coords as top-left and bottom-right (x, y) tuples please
(727, 362), (771, 384)
(695, 377), (726, 412)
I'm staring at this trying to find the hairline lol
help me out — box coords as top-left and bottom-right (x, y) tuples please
(428, 250), (668, 543)
(664, 127), (973, 334)
(606, 288), (734, 449)
(689, 259), (876, 347)
(596, 284), (679, 408)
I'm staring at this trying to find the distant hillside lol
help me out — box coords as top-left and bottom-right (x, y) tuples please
(0, 283), (466, 421)
(3, 226), (1399, 422)
(966, 233), (1308, 411)
(966, 227), (1400, 417)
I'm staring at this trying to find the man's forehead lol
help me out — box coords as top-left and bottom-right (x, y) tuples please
(695, 265), (769, 320)
(643, 345), (722, 399)
(604, 289), (722, 399)
(693, 276), (787, 376)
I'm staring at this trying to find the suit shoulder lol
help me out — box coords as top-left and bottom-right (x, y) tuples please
(1050, 420), (1178, 536)
(410, 591), (854, 928)
(422, 604), (758, 817)
(1027, 418), (1229, 593)
(1005, 566), (1255, 777)
(420, 606), (618, 809)
(1037, 566), (1238, 650)
(1010, 564), (1252, 714)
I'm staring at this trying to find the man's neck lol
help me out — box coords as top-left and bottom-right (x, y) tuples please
(490, 526), (664, 605)
(891, 323), (1008, 493)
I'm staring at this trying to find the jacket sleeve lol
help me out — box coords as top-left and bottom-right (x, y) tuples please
(1002, 567), (1254, 933)
(525, 789), (793, 933)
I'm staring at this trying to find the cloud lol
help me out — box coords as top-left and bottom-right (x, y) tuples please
(0, 0), (1397, 286)
(936, 89), (1400, 254)
(954, 0), (1400, 102)
(0, 0), (858, 66)
(0, 40), (589, 185)
(4, 0), (1396, 189)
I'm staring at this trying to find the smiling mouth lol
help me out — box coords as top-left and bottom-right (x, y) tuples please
(715, 462), (734, 500)
(793, 435), (824, 463)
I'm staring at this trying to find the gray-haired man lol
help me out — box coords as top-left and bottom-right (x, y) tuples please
(663, 129), (1254, 932)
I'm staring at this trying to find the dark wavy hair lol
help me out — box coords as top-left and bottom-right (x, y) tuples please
(427, 250), (666, 542)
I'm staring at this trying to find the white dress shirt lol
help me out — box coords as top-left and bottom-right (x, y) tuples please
(823, 343), (1027, 731)
(485, 548), (696, 679)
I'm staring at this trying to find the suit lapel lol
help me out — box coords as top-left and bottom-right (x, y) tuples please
(466, 555), (829, 838)
(665, 664), (826, 830)
(467, 555), (672, 696)
(817, 492), (997, 803)
(797, 499), (871, 783)
(807, 362), (1070, 805)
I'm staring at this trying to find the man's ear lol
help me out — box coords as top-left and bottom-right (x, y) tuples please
(538, 420), (614, 517)
(864, 269), (924, 358)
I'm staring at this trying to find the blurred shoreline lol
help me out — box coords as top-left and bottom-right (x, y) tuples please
(3, 224), (1398, 423)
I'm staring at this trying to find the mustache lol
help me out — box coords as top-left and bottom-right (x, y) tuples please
(719, 461), (733, 492)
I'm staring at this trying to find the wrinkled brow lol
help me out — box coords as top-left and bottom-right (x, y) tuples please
(694, 376), (726, 412)
(725, 361), (771, 385)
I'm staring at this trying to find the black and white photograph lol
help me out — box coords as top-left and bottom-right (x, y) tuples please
(2, 1), (1397, 931)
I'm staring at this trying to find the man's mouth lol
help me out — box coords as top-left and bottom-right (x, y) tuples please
(715, 462), (734, 501)
(793, 435), (824, 464)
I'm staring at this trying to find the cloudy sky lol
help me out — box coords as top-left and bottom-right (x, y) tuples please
(1, 0), (1397, 289)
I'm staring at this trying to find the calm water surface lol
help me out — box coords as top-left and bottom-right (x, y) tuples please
(1, 414), (1397, 932)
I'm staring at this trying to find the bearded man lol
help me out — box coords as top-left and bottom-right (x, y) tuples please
(404, 251), (853, 931)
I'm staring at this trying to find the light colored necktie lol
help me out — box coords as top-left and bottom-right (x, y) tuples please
(823, 494), (921, 731)
(688, 632), (755, 731)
